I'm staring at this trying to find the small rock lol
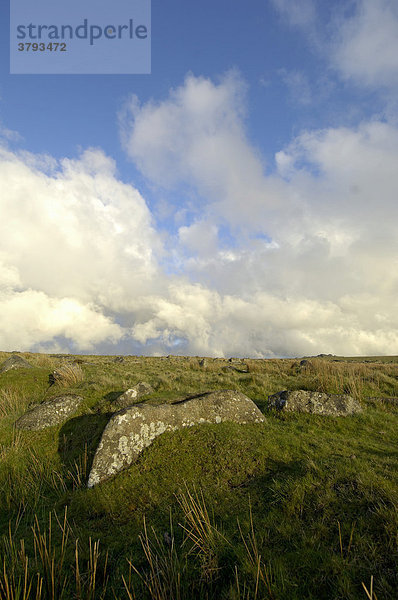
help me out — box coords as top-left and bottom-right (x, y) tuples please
(198, 358), (207, 368)
(15, 395), (83, 430)
(0, 355), (33, 374)
(268, 390), (362, 416)
(88, 390), (265, 487)
(111, 382), (154, 410)
(113, 356), (125, 363)
(222, 363), (249, 373)
(299, 359), (311, 368)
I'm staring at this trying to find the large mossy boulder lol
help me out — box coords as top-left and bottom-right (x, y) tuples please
(268, 390), (362, 416)
(87, 390), (265, 487)
(15, 395), (83, 430)
(0, 354), (33, 374)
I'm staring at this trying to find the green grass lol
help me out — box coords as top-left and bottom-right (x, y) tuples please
(0, 352), (396, 599)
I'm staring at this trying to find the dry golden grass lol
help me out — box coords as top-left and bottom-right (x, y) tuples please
(0, 387), (29, 418)
(306, 359), (396, 402)
(30, 354), (58, 369)
(0, 508), (108, 600)
(51, 363), (84, 387)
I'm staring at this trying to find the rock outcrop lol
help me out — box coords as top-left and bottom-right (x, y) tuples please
(88, 390), (265, 487)
(15, 395), (83, 430)
(268, 390), (362, 416)
(111, 382), (154, 410)
(0, 355), (33, 374)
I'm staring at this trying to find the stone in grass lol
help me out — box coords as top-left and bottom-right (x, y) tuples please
(0, 354), (33, 374)
(299, 359), (313, 369)
(88, 390), (265, 487)
(222, 363), (249, 373)
(267, 390), (362, 416)
(111, 382), (155, 410)
(367, 396), (398, 406)
(15, 395), (83, 430)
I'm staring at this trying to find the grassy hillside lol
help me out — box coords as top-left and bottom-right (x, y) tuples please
(0, 352), (397, 599)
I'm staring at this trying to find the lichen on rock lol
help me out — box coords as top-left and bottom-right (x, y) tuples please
(87, 390), (265, 487)
(0, 354), (33, 374)
(15, 395), (83, 430)
(267, 390), (362, 416)
(111, 382), (154, 411)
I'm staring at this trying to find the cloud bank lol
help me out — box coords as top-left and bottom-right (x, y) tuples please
(119, 73), (398, 357)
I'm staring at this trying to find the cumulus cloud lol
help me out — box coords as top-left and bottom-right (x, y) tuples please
(120, 71), (281, 230)
(117, 73), (398, 357)
(2, 70), (398, 357)
(0, 145), (162, 351)
(0, 290), (122, 352)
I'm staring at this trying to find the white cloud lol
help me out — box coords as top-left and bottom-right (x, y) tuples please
(0, 289), (122, 351)
(332, 0), (398, 88)
(0, 146), (161, 305)
(1, 72), (398, 358)
(271, 0), (398, 93)
(118, 73), (398, 357)
(131, 283), (398, 358)
(178, 221), (219, 259)
(0, 145), (162, 351)
(120, 71), (280, 229)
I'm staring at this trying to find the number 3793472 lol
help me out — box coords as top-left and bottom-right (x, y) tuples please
(17, 42), (67, 51)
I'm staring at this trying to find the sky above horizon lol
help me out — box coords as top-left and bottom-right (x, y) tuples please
(0, 0), (397, 358)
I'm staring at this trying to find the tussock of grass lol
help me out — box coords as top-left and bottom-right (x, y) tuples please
(50, 363), (84, 387)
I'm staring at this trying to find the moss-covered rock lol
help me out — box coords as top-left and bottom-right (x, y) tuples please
(88, 390), (265, 487)
(268, 389), (362, 416)
(15, 394), (83, 430)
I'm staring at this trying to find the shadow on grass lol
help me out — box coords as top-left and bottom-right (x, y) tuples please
(58, 413), (112, 478)
(242, 458), (310, 500)
(103, 391), (124, 403)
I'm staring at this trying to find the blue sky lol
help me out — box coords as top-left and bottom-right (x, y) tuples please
(0, 0), (398, 357)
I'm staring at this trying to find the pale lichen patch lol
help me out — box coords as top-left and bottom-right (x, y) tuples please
(88, 390), (266, 486)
